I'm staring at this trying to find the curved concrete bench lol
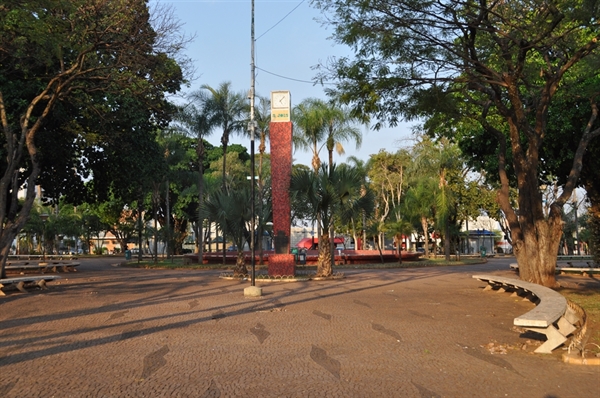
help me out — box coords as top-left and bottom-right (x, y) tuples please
(7, 261), (80, 273)
(472, 274), (581, 354)
(0, 275), (61, 296)
(37, 261), (80, 273)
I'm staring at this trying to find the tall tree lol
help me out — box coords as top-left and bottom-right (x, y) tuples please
(313, 0), (600, 286)
(194, 82), (247, 261)
(293, 98), (328, 171)
(403, 178), (436, 257)
(367, 149), (411, 250)
(0, 0), (187, 276)
(194, 82), (247, 192)
(346, 156), (370, 248)
(409, 137), (464, 260)
(94, 195), (138, 255)
(174, 103), (215, 261)
(254, 96), (272, 262)
(321, 104), (363, 170)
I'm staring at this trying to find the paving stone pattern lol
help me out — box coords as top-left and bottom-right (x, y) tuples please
(0, 258), (598, 397)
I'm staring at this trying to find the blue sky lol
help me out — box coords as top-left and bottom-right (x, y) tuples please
(156, 0), (415, 166)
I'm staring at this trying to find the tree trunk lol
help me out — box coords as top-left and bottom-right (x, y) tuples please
(421, 217), (430, 257)
(329, 225), (335, 269)
(444, 219), (450, 262)
(197, 138), (205, 263)
(396, 233), (402, 265)
(512, 216), (562, 287)
(137, 199), (143, 262)
(153, 214), (158, 263)
(234, 251), (247, 276)
(317, 233), (332, 277)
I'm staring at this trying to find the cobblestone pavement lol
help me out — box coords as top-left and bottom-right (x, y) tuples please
(0, 257), (598, 397)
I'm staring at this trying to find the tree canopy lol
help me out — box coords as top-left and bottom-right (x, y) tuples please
(0, 0), (188, 275)
(313, 0), (600, 286)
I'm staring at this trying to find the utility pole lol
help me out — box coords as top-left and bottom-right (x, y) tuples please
(244, 0), (261, 297)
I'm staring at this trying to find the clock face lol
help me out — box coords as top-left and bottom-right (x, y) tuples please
(271, 91), (290, 109)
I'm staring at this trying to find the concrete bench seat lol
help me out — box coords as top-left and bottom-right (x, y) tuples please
(8, 254), (79, 261)
(37, 261), (80, 273)
(0, 275), (61, 296)
(557, 255), (592, 261)
(472, 274), (581, 354)
(6, 261), (80, 273)
(510, 261), (599, 276)
(558, 267), (600, 276)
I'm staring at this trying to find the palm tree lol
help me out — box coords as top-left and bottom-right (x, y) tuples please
(382, 218), (414, 264)
(293, 98), (328, 172)
(408, 137), (463, 260)
(254, 96), (271, 181)
(253, 96), (271, 263)
(173, 103), (214, 263)
(197, 82), (247, 193)
(203, 186), (254, 275)
(290, 163), (372, 277)
(188, 82), (246, 261)
(322, 104), (363, 172)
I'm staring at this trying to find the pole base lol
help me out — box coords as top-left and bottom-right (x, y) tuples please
(244, 285), (262, 297)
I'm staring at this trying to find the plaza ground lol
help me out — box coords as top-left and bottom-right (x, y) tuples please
(0, 257), (598, 397)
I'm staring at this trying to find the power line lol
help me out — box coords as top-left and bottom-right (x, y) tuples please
(256, 65), (335, 85)
(256, 0), (306, 41)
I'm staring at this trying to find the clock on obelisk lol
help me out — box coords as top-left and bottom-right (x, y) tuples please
(269, 90), (295, 276)
(270, 90), (291, 122)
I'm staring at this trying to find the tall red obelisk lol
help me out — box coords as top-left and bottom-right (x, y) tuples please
(268, 90), (295, 276)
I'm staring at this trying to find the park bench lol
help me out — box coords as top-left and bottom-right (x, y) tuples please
(472, 274), (581, 354)
(557, 255), (592, 262)
(510, 259), (599, 275)
(8, 254), (79, 261)
(557, 265), (600, 276)
(0, 275), (61, 296)
(6, 261), (80, 273)
(37, 261), (80, 273)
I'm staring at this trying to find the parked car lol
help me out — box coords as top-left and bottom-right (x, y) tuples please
(227, 245), (237, 251)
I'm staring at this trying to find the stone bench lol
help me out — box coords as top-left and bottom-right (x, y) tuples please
(0, 275), (61, 296)
(8, 254), (79, 261)
(6, 261), (80, 273)
(472, 274), (581, 354)
(557, 255), (592, 262)
(510, 261), (599, 275)
(37, 261), (80, 273)
(557, 266), (600, 276)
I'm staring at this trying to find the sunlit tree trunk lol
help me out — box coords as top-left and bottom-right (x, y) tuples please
(317, 233), (332, 277)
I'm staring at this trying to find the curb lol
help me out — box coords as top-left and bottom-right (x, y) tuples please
(562, 353), (600, 366)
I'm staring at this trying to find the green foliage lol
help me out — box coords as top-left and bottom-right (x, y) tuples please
(203, 186), (254, 274)
(312, 0), (600, 285)
(0, 0), (188, 272)
(291, 163), (374, 275)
